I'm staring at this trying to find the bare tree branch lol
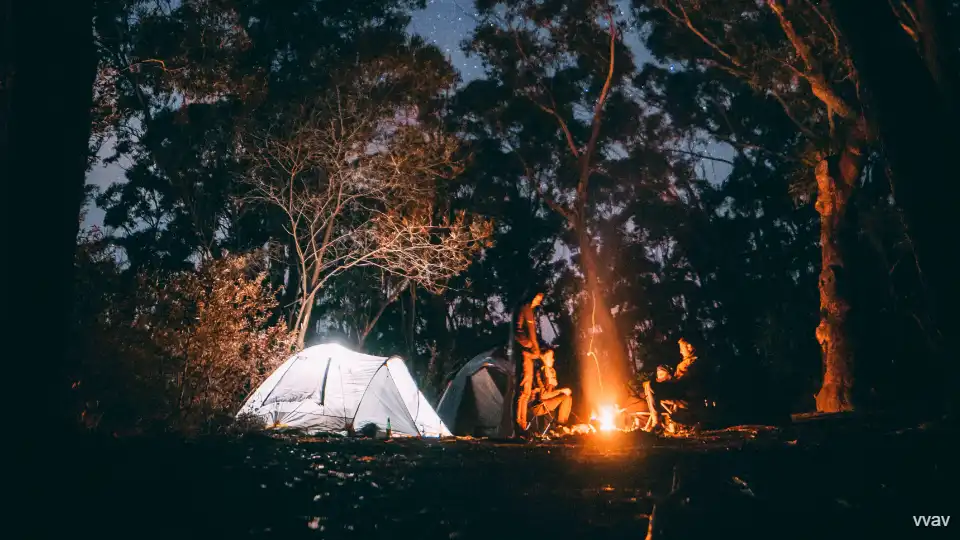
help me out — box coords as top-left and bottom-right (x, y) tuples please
(236, 64), (491, 347)
(511, 26), (581, 158)
(767, 0), (854, 119)
(665, 148), (735, 166)
(658, 0), (744, 69)
(511, 146), (576, 225)
(578, 11), (618, 212)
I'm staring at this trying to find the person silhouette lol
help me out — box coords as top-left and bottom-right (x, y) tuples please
(514, 290), (545, 434)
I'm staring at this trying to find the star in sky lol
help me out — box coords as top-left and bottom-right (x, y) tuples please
(409, 0), (484, 81)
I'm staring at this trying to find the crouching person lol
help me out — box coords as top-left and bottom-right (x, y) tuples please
(532, 349), (573, 425)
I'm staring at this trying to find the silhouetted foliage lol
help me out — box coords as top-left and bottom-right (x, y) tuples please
(72, 233), (293, 435)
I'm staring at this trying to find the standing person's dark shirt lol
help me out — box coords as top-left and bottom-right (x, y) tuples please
(515, 303), (540, 355)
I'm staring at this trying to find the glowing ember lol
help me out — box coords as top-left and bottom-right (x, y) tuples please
(592, 405), (618, 432)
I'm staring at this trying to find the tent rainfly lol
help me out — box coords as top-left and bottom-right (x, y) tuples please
(436, 348), (516, 438)
(237, 343), (450, 437)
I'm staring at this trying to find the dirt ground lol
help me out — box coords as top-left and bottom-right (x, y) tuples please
(29, 414), (955, 539)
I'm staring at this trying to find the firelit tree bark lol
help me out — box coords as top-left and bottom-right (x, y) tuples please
(831, 0), (960, 412)
(577, 224), (630, 406)
(293, 290), (318, 350)
(273, 246), (301, 329)
(567, 14), (632, 406)
(813, 132), (866, 412)
(639, 0), (874, 412)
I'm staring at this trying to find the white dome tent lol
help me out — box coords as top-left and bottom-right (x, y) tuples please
(237, 343), (451, 437)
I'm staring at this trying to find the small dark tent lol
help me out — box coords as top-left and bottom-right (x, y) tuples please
(436, 348), (516, 438)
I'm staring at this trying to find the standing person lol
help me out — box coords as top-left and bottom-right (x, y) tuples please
(514, 290), (545, 434)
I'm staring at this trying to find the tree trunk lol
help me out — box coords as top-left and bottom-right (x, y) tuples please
(831, 0), (960, 412)
(272, 247), (300, 329)
(294, 290), (317, 350)
(357, 280), (407, 350)
(577, 224), (630, 406)
(406, 283), (418, 360)
(427, 292), (453, 394)
(424, 347), (440, 398)
(5, 2), (97, 432)
(813, 136), (864, 412)
(357, 297), (384, 349)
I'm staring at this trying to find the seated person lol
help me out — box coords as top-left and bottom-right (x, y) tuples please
(636, 364), (674, 431)
(531, 349), (573, 425)
(655, 364), (673, 383)
(643, 338), (699, 430)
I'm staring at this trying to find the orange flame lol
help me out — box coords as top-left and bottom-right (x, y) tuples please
(591, 404), (618, 432)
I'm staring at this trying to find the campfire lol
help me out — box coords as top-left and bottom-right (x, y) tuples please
(589, 404), (628, 432)
(593, 405), (617, 431)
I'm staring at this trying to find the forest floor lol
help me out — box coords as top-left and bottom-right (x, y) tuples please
(33, 413), (955, 539)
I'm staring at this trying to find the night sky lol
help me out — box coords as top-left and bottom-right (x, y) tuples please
(410, 0), (484, 81)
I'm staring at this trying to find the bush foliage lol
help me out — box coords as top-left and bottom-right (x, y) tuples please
(72, 230), (294, 435)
